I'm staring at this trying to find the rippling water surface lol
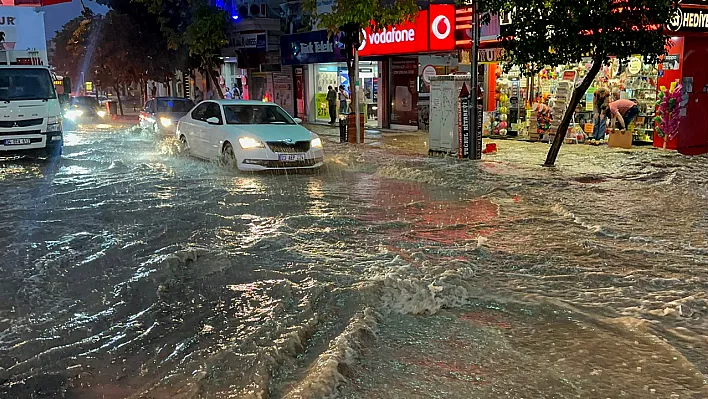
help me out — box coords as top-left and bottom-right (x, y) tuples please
(1, 126), (706, 398)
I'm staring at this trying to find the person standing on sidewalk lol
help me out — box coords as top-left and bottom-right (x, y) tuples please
(194, 86), (203, 103)
(338, 85), (349, 114)
(326, 86), (337, 124)
(592, 87), (610, 144)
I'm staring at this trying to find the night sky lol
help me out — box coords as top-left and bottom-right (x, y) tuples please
(42, 0), (108, 40)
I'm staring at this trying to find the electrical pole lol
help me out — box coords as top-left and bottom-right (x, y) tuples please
(469, 0), (480, 160)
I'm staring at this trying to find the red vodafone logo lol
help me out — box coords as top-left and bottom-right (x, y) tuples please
(358, 4), (455, 57)
(429, 4), (455, 51)
(432, 14), (451, 40)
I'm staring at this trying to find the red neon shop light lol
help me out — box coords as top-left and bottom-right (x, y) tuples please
(357, 4), (456, 57)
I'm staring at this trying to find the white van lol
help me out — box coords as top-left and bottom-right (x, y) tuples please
(0, 65), (65, 160)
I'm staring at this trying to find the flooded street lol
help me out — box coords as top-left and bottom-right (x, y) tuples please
(1, 125), (707, 398)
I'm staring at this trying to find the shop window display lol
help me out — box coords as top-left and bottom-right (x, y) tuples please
(485, 56), (659, 145)
(313, 62), (379, 126)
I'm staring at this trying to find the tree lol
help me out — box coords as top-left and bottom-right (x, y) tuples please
(51, 14), (91, 83)
(479, 0), (675, 166)
(96, 0), (177, 101)
(133, 0), (227, 98)
(185, 6), (228, 99)
(307, 0), (418, 122)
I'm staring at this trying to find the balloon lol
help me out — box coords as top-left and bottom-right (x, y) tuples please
(499, 121), (508, 129)
(500, 114), (508, 121)
(499, 129), (508, 135)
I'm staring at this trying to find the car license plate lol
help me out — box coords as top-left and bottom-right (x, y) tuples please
(278, 153), (305, 162)
(4, 138), (31, 145)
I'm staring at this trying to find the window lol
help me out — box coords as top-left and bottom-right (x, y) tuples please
(223, 105), (295, 125)
(191, 102), (210, 121)
(156, 98), (195, 113)
(0, 68), (57, 101)
(205, 102), (223, 124)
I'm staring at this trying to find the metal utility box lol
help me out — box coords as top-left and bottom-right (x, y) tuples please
(428, 74), (470, 155)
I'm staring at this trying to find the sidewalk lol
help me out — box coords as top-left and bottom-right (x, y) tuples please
(305, 122), (664, 164)
(304, 123), (430, 155)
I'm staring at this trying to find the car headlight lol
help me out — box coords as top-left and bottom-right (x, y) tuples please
(97, 110), (107, 118)
(65, 109), (84, 120)
(160, 117), (173, 127)
(311, 137), (323, 149)
(47, 116), (62, 132)
(238, 137), (264, 149)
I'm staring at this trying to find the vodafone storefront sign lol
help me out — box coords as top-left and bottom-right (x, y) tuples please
(358, 4), (455, 57)
(366, 28), (416, 46)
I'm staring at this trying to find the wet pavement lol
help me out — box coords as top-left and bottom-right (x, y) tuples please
(1, 124), (707, 398)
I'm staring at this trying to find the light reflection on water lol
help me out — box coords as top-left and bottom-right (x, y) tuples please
(0, 127), (707, 397)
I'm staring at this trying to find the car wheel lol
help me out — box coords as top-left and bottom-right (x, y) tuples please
(220, 142), (238, 169)
(41, 142), (63, 161)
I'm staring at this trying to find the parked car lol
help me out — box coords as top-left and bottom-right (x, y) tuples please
(176, 100), (324, 171)
(140, 97), (195, 135)
(64, 96), (106, 124)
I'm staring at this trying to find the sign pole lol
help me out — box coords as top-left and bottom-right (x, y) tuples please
(469, 1), (481, 160)
(354, 47), (361, 144)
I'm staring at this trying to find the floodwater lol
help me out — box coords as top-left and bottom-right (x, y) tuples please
(0, 125), (706, 398)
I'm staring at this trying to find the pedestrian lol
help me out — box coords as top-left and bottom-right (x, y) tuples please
(611, 87), (621, 101)
(233, 85), (242, 100)
(151, 83), (157, 98)
(194, 86), (203, 103)
(338, 85), (349, 114)
(609, 98), (640, 133)
(224, 87), (233, 100)
(326, 85), (337, 124)
(591, 87), (610, 144)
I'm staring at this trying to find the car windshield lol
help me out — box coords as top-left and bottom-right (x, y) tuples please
(223, 104), (295, 125)
(72, 97), (99, 108)
(0, 68), (57, 102)
(157, 99), (194, 113)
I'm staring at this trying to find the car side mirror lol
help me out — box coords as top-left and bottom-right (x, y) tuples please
(206, 117), (220, 125)
(293, 117), (303, 124)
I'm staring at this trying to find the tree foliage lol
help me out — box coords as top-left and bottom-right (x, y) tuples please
(478, 0), (675, 165)
(131, 0), (228, 98)
(309, 0), (419, 32)
(185, 6), (228, 99)
(51, 15), (86, 81)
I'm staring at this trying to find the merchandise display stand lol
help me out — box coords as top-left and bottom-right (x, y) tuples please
(547, 79), (575, 143)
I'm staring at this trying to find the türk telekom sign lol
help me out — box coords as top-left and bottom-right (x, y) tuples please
(358, 4), (455, 57)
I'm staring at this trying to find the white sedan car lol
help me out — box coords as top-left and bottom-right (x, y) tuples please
(176, 100), (324, 171)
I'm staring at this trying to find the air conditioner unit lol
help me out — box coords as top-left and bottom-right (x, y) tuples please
(238, 0), (266, 18)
